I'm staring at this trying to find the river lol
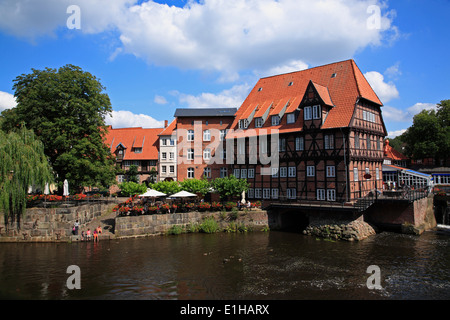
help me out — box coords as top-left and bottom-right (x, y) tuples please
(1, 230), (449, 300)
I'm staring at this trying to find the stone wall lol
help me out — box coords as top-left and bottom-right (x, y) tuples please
(0, 201), (118, 242)
(115, 209), (269, 238)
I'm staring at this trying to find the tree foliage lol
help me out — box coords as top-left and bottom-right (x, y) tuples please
(1, 64), (116, 192)
(403, 100), (450, 164)
(151, 180), (182, 195)
(211, 175), (249, 201)
(118, 181), (147, 197)
(0, 126), (53, 230)
(180, 178), (211, 196)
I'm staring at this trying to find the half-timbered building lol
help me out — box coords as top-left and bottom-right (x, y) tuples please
(226, 59), (387, 204)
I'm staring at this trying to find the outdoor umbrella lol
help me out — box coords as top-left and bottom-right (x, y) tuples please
(138, 188), (167, 198)
(168, 190), (197, 198)
(63, 179), (69, 197)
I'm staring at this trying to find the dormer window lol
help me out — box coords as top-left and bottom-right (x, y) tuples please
(134, 147), (142, 154)
(271, 115), (280, 126)
(255, 118), (264, 128)
(312, 105), (321, 119)
(288, 81), (294, 86)
(239, 119), (249, 129)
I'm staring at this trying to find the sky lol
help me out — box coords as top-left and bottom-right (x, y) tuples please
(0, 0), (449, 138)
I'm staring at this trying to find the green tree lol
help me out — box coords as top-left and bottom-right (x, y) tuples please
(1, 65), (116, 193)
(180, 178), (211, 196)
(152, 180), (182, 195)
(118, 181), (147, 197)
(126, 165), (140, 183)
(0, 126), (53, 230)
(403, 102), (449, 165)
(211, 175), (249, 201)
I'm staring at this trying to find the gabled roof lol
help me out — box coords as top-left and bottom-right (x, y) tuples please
(174, 108), (237, 117)
(104, 127), (163, 160)
(384, 139), (408, 161)
(229, 59), (382, 135)
(159, 119), (176, 136)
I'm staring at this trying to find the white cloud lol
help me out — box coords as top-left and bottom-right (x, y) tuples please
(0, 91), (17, 112)
(154, 95), (168, 105)
(105, 110), (165, 128)
(364, 71), (399, 104)
(383, 103), (438, 122)
(387, 129), (407, 138)
(176, 84), (251, 109)
(0, 0), (398, 77)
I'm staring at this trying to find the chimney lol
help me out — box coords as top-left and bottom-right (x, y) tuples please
(164, 120), (168, 128)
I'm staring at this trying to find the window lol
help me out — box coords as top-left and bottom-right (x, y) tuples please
(239, 119), (249, 129)
(248, 168), (255, 178)
(272, 115), (280, 126)
(272, 188), (279, 199)
(187, 130), (194, 141)
(241, 169), (247, 179)
(288, 166), (296, 177)
(376, 167), (380, 180)
(161, 139), (167, 146)
(304, 106), (312, 120)
(366, 135), (371, 150)
(233, 169), (240, 178)
(278, 138), (286, 152)
(203, 130), (211, 141)
(312, 105), (321, 119)
(353, 168), (359, 181)
(161, 152), (167, 160)
(169, 152), (174, 160)
(203, 148), (211, 160)
(327, 189), (336, 201)
(203, 167), (211, 178)
(307, 166), (315, 177)
(134, 147), (142, 153)
(238, 139), (245, 155)
(162, 166), (167, 174)
(220, 167), (228, 178)
(255, 118), (264, 128)
(170, 139), (175, 146)
(118, 175), (125, 183)
(263, 188), (271, 199)
(187, 168), (194, 179)
(255, 188), (262, 199)
(220, 129), (226, 141)
(187, 149), (194, 160)
(287, 188), (297, 199)
(326, 165), (335, 177)
(288, 81), (294, 86)
(317, 189), (326, 200)
(248, 188), (254, 199)
(324, 134), (334, 150)
(355, 134), (360, 149)
(295, 137), (304, 151)
(123, 160), (131, 167)
(287, 113), (295, 124)
(272, 167), (278, 178)
(169, 165), (175, 173)
(280, 167), (287, 178)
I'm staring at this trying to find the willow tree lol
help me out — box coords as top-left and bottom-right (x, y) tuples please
(0, 127), (53, 230)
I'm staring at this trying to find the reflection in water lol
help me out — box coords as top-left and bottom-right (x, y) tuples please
(0, 231), (449, 300)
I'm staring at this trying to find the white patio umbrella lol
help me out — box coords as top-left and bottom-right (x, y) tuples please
(168, 190), (197, 198)
(138, 188), (166, 198)
(63, 179), (69, 197)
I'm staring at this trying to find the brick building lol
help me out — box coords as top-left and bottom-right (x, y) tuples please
(104, 126), (163, 193)
(226, 59), (387, 203)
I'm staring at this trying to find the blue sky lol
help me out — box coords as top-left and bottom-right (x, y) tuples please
(0, 0), (448, 137)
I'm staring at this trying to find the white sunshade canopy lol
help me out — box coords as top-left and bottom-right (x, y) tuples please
(138, 188), (167, 197)
(168, 190), (197, 198)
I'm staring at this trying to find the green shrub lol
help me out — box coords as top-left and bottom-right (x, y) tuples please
(199, 216), (219, 234)
(167, 225), (183, 235)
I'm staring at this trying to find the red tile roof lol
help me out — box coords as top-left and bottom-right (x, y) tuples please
(159, 119), (176, 136)
(384, 139), (408, 161)
(229, 59), (382, 136)
(104, 127), (163, 160)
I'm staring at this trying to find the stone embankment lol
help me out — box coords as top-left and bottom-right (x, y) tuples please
(303, 219), (376, 241)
